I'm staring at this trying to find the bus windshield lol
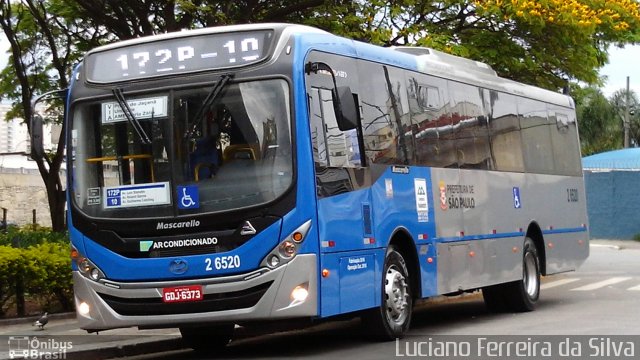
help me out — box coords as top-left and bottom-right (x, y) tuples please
(70, 78), (293, 219)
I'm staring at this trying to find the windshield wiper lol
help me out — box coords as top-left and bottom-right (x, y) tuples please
(112, 88), (152, 145)
(185, 73), (234, 139)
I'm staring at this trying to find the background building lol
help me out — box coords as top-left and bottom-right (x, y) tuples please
(0, 103), (64, 227)
(0, 104), (30, 153)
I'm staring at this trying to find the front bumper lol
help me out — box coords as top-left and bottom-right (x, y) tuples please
(74, 254), (317, 331)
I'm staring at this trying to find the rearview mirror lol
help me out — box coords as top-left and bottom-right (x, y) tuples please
(30, 114), (44, 159)
(333, 86), (358, 131)
(306, 61), (359, 131)
(30, 89), (67, 158)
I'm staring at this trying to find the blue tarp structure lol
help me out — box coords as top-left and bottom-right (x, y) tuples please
(582, 148), (640, 239)
(582, 148), (640, 171)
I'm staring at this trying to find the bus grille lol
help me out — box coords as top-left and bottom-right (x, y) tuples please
(97, 281), (272, 316)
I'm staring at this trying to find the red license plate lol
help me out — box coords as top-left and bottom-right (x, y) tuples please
(162, 285), (203, 303)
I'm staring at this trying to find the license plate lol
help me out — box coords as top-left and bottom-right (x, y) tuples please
(162, 285), (203, 303)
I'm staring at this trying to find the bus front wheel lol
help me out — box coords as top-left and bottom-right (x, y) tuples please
(362, 246), (413, 340)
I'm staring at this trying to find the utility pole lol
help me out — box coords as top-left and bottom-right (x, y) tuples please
(624, 76), (630, 148)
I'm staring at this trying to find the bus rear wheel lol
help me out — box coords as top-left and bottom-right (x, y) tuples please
(362, 246), (413, 340)
(180, 324), (234, 354)
(482, 237), (540, 312)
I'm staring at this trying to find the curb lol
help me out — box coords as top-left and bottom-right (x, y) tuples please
(590, 243), (621, 250)
(0, 312), (76, 326)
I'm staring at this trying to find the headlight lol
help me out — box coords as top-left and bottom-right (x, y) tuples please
(72, 246), (106, 282)
(279, 241), (297, 258)
(78, 301), (91, 316)
(262, 220), (312, 269)
(291, 284), (309, 302)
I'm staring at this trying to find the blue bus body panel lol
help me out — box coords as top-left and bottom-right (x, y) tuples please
(293, 32), (435, 317)
(316, 167), (438, 317)
(289, 34), (321, 260)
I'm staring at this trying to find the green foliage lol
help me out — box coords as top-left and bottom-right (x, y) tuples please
(23, 242), (73, 312)
(574, 83), (640, 156)
(0, 228), (72, 316)
(0, 246), (25, 316)
(0, 225), (69, 248)
(609, 88), (640, 146)
(575, 86), (623, 156)
(473, 0), (640, 89)
(50, 0), (640, 91)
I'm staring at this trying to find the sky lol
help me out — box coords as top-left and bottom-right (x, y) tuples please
(599, 45), (640, 97)
(0, 32), (638, 99)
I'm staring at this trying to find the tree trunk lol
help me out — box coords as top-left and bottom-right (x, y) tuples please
(44, 174), (66, 233)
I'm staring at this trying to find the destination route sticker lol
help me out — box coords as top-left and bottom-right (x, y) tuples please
(104, 182), (170, 209)
(101, 96), (168, 124)
(414, 178), (429, 222)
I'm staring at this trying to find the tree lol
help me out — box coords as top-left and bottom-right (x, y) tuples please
(348, 0), (640, 90)
(610, 88), (640, 146)
(69, 0), (333, 39)
(2, 0), (640, 229)
(64, 1), (640, 90)
(0, 0), (105, 231)
(574, 86), (622, 155)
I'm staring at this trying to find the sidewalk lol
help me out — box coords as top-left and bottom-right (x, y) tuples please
(590, 238), (640, 250)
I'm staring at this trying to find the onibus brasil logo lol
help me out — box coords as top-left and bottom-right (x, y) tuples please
(7, 336), (72, 359)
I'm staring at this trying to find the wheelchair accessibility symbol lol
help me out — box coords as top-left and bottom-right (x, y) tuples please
(513, 187), (522, 209)
(177, 185), (199, 209)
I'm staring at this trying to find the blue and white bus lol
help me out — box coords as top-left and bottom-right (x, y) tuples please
(32, 23), (589, 349)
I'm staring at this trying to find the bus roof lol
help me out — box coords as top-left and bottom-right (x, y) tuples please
(85, 23), (573, 108)
(289, 26), (573, 109)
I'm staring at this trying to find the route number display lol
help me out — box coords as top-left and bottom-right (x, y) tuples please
(85, 30), (273, 83)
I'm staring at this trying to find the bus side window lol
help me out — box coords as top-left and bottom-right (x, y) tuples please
(549, 107), (581, 176)
(448, 81), (491, 170)
(519, 98), (555, 174)
(406, 74), (454, 168)
(489, 91), (524, 172)
(309, 88), (328, 167)
(309, 87), (361, 168)
(359, 62), (407, 165)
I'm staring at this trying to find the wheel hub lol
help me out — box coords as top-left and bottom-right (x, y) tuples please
(384, 266), (409, 323)
(524, 251), (539, 298)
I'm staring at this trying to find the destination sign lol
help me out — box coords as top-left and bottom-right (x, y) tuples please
(101, 96), (168, 124)
(85, 30), (274, 83)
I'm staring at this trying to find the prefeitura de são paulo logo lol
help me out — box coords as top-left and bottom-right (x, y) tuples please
(439, 181), (448, 211)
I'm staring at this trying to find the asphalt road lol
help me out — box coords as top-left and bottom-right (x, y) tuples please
(120, 240), (640, 359)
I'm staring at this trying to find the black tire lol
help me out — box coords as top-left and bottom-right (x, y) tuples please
(482, 237), (540, 313)
(504, 237), (540, 311)
(482, 284), (508, 313)
(362, 246), (413, 340)
(180, 324), (234, 354)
